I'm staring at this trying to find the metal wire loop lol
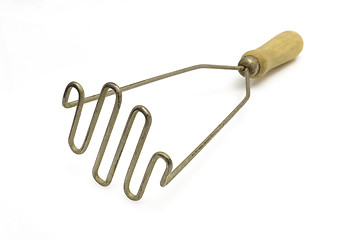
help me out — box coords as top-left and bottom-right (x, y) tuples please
(63, 64), (250, 200)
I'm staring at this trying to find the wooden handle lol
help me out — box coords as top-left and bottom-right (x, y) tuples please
(239, 31), (303, 78)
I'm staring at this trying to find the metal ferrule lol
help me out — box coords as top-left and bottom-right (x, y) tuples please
(238, 55), (260, 78)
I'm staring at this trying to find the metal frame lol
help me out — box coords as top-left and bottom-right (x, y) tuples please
(63, 65), (250, 200)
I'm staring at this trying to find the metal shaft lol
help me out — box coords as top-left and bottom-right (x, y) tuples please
(64, 64), (243, 108)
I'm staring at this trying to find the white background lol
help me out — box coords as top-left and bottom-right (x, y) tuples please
(1, 0), (341, 239)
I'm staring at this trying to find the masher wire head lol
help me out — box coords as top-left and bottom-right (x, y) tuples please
(63, 65), (250, 200)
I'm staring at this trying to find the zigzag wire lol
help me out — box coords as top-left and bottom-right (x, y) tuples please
(62, 65), (250, 200)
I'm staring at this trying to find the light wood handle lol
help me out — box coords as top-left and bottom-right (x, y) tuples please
(239, 31), (303, 78)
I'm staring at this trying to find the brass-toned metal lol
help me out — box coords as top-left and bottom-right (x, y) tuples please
(63, 65), (250, 201)
(238, 55), (260, 77)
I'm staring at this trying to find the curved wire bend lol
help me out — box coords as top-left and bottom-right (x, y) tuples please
(62, 64), (250, 201)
